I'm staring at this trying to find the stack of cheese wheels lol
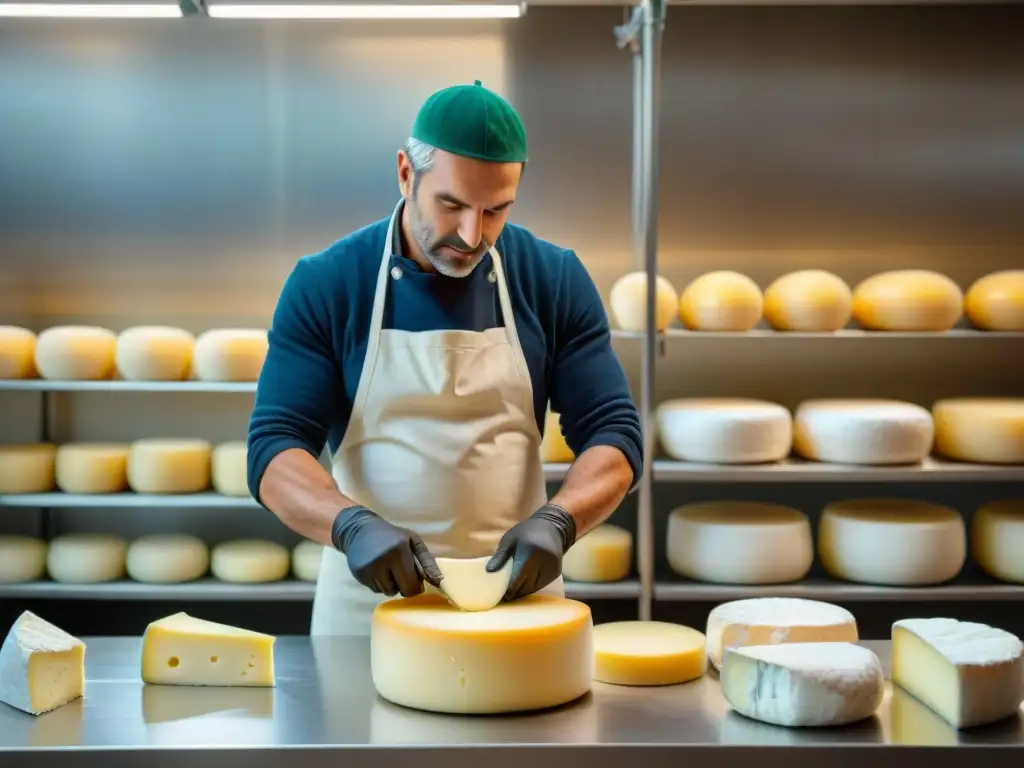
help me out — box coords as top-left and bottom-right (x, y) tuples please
(964, 270), (1024, 331)
(763, 270), (853, 332)
(667, 502), (813, 584)
(212, 441), (249, 496)
(678, 271), (763, 332)
(932, 397), (1024, 464)
(972, 499), (1024, 583)
(0, 326), (36, 379)
(592, 620), (707, 686)
(608, 271), (678, 332)
(0, 537), (48, 583)
(562, 524), (632, 582)
(656, 398), (792, 464)
(115, 326), (195, 381)
(211, 539), (290, 583)
(127, 535), (209, 583)
(292, 540), (323, 582)
(55, 443), (130, 494)
(46, 533), (127, 583)
(818, 499), (966, 585)
(34, 326), (117, 380)
(0, 444), (57, 494)
(127, 439), (211, 494)
(793, 399), (934, 465)
(370, 593), (593, 714)
(851, 269), (963, 331)
(193, 328), (268, 382)
(541, 411), (574, 463)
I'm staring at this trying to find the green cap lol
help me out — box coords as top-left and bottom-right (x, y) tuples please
(411, 80), (527, 164)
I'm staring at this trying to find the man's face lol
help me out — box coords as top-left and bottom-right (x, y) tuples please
(398, 149), (521, 278)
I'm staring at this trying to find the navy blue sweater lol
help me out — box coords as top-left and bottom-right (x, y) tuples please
(246, 210), (643, 504)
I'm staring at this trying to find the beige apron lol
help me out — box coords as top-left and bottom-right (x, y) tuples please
(310, 201), (563, 635)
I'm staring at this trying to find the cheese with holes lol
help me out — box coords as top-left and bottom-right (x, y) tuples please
(55, 443), (129, 494)
(371, 593), (592, 714)
(541, 410), (574, 463)
(722, 642), (884, 727)
(819, 499), (965, 585)
(763, 270), (853, 332)
(115, 326), (194, 381)
(0, 611), (85, 715)
(964, 270), (1024, 331)
(0, 444), (56, 494)
(609, 271), (679, 332)
(423, 556), (512, 612)
(705, 598), (858, 670)
(656, 398), (792, 464)
(211, 441), (248, 496)
(667, 502), (812, 585)
(972, 499), (1024, 583)
(793, 399), (933, 465)
(127, 438), (211, 494)
(34, 325), (117, 380)
(933, 397), (1024, 464)
(127, 535), (209, 583)
(892, 618), (1024, 728)
(852, 270), (963, 331)
(592, 621), (706, 686)
(46, 534), (126, 583)
(0, 326), (36, 379)
(0, 537), (47, 583)
(211, 540), (289, 583)
(193, 329), (268, 382)
(679, 271), (763, 332)
(562, 524), (632, 582)
(292, 540), (323, 582)
(141, 612), (275, 687)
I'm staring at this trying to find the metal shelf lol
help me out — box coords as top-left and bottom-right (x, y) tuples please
(652, 457), (1024, 482)
(0, 379), (258, 393)
(660, 328), (1024, 340)
(654, 577), (1024, 602)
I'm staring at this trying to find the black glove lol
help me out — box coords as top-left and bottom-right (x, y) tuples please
(331, 505), (443, 597)
(486, 504), (576, 601)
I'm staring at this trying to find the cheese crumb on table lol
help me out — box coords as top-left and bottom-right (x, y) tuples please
(0, 611), (85, 716)
(592, 620), (706, 686)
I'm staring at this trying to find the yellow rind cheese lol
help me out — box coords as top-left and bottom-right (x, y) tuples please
(211, 441), (249, 496)
(34, 325), (117, 380)
(0, 537), (48, 583)
(0, 326), (37, 379)
(609, 271), (679, 332)
(964, 270), (1024, 331)
(562, 524), (632, 583)
(679, 271), (763, 332)
(592, 621), (706, 686)
(211, 539), (290, 583)
(55, 443), (130, 494)
(851, 270), (963, 332)
(932, 397), (1024, 465)
(0, 444), (56, 494)
(127, 438), (212, 494)
(972, 499), (1024, 583)
(763, 270), (853, 332)
(192, 329), (268, 382)
(541, 410), (574, 463)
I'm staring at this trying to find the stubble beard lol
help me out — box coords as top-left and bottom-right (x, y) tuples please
(407, 199), (488, 279)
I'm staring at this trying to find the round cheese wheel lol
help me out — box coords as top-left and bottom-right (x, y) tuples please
(370, 593), (592, 714)
(46, 533), (127, 583)
(592, 621), (706, 686)
(541, 411), (574, 463)
(678, 271), (763, 332)
(562, 524), (632, 583)
(211, 539), (290, 583)
(818, 499), (966, 585)
(667, 501), (813, 585)
(793, 399), (934, 465)
(851, 270), (963, 331)
(193, 329), (268, 382)
(608, 271), (678, 332)
(116, 326), (195, 381)
(763, 270), (853, 332)
(932, 397), (1024, 465)
(0, 444), (57, 494)
(55, 443), (130, 494)
(0, 326), (37, 379)
(127, 439), (212, 494)
(972, 499), (1024, 584)
(127, 534), (209, 583)
(964, 270), (1024, 332)
(211, 441), (248, 496)
(34, 325), (117, 380)
(0, 536), (48, 583)
(292, 540), (323, 582)
(656, 398), (792, 464)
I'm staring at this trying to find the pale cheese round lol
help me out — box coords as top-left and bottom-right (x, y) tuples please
(793, 398), (934, 465)
(562, 524), (632, 583)
(34, 325), (117, 380)
(0, 326), (36, 379)
(678, 271), (763, 332)
(0, 537), (48, 583)
(46, 533), (127, 583)
(211, 441), (249, 496)
(656, 398), (792, 464)
(55, 443), (130, 494)
(972, 499), (1024, 584)
(292, 540), (323, 582)
(541, 410), (574, 463)
(932, 397), (1024, 465)
(964, 270), (1024, 332)
(127, 534), (209, 583)
(211, 539), (289, 583)
(852, 270), (963, 331)
(819, 499), (966, 585)
(116, 326), (195, 381)
(592, 621), (706, 686)
(127, 438), (212, 494)
(193, 328), (268, 382)
(609, 271), (678, 332)
(763, 270), (853, 332)
(0, 444), (57, 494)
(370, 593), (593, 714)
(667, 502), (812, 585)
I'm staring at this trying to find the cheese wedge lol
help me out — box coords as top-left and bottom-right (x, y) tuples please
(425, 556), (512, 612)
(0, 611), (85, 715)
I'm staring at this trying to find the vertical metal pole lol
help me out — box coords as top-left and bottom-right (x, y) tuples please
(630, 14), (645, 272)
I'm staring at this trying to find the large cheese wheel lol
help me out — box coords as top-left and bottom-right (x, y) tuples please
(34, 325), (117, 380)
(932, 397), (1024, 465)
(541, 411), (574, 463)
(370, 593), (592, 714)
(851, 270), (963, 331)
(55, 443), (130, 494)
(608, 272), (678, 332)
(964, 270), (1024, 331)
(115, 326), (195, 381)
(678, 271), (763, 332)
(46, 533), (127, 583)
(763, 270), (852, 332)
(0, 326), (36, 379)
(0, 537), (48, 583)
(212, 441), (249, 496)
(667, 502), (813, 585)
(292, 540), (323, 582)
(127, 439), (211, 494)
(0, 444), (57, 494)
(972, 499), (1024, 584)
(127, 535), (209, 583)
(211, 539), (289, 583)
(793, 399), (933, 465)
(562, 524), (632, 582)
(192, 329), (268, 382)
(818, 499), (966, 585)
(656, 398), (791, 464)
(592, 621), (706, 686)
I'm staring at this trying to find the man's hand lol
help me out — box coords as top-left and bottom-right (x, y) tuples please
(485, 504), (576, 601)
(331, 506), (443, 596)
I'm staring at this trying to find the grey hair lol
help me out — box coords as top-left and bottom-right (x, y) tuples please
(405, 137), (437, 173)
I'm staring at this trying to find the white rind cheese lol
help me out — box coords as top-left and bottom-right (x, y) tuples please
(0, 444), (56, 494)
(932, 397), (1024, 465)
(0, 537), (48, 583)
(964, 270), (1024, 332)
(429, 556), (512, 612)
(592, 621), (706, 686)
(127, 535), (210, 584)
(609, 272), (679, 332)
(55, 443), (130, 494)
(211, 441), (249, 496)
(115, 326), (195, 381)
(292, 540), (323, 582)
(46, 533), (127, 584)
(0, 611), (85, 715)
(793, 398), (934, 465)
(763, 270), (853, 332)
(852, 270), (963, 332)
(211, 540), (290, 583)
(679, 271), (764, 332)
(192, 329), (268, 382)
(127, 438), (212, 494)
(0, 326), (36, 379)
(562, 524), (632, 583)
(972, 499), (1024, 583)
(34, 325), (117, 380)
(656, 398), (792, 464)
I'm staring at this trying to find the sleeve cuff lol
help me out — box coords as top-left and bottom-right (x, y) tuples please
(246, 436), (323, 507)
(579, 430), (644, 494)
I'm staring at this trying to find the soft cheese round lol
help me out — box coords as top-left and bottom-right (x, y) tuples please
(972, 499), (1024, 584)
(852, 270), (963, 331)
(592, 621), (706, 686)
(34, 325), (117, 380)
(0, 444), (57, 494)
(609, 271), (679, 332)
(763, 270), (853, 332)
(0, 536), (48, 583)
(0, 326), (36, 379)
(192, 328), (268, 382)
(292, 540), (323, 582)
(127, 438), (211, 494)
(656, 398), (792, 464)
(932, 397), (1024, 465)
(46, 533), (127, 583)
(793, 398), (934, 465)
(127, 534), (209, 583)
(541, 410), (574, 463)
(211, 441), (248, 496)
(115, 326), (195, 381)
(964, 270), (1024, 331)
(211, 539), (290, 583)
(562, 524), (632, 583)
(679, 271), (763, 332)
(55, 443), (130, 494)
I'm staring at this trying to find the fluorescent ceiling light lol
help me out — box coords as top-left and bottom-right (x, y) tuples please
(207, 3), (523, 19)
(0, 2), (182, 15)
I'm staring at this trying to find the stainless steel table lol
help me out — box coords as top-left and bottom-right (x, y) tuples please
(0, 637), (1020, 768)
